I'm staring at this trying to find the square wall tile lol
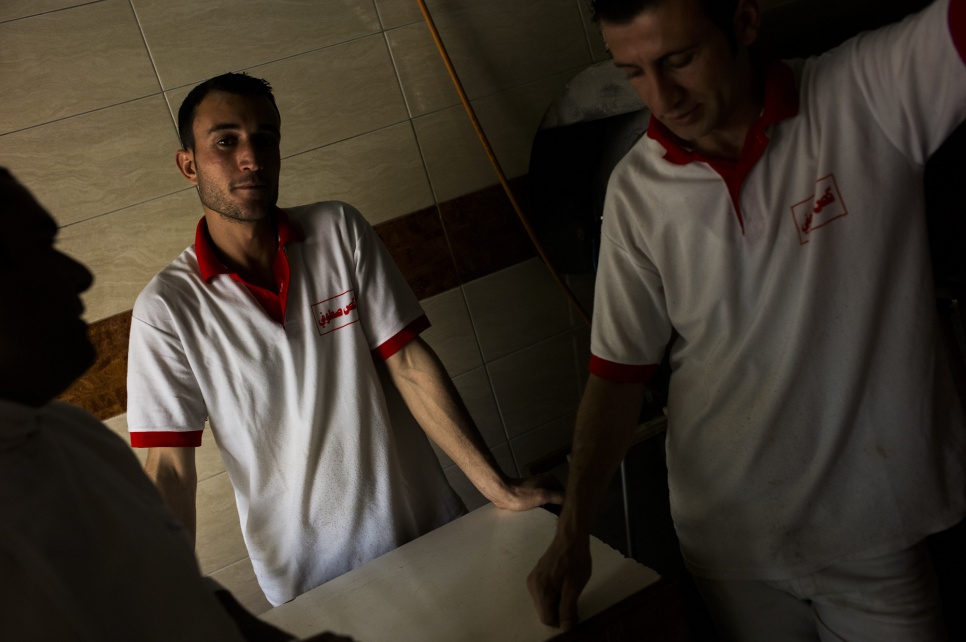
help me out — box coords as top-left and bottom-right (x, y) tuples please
(0, 96), (184, 227)
(375, 206), (460, 301)
(279, 122), (434, 225)
(385, 21), (461, 117)
(163, 36), (410, 159)
(413, 69), (582, 202)
(196, 472), (248, 575)
(208, 557), (272, 615)
(373, 0), (424, 29)
(0, 0), (159, 133)
(419, 288), (483, 377)
(509, 413), (576, 477)
(469, 69), (583, 181)
(0, 1), (91, 23)
(59, 189), (202, 323)
(131, 0), (382, 90)
(59, 312), (130, 421)
(412, 105), (494, 203)
(395, 0), (590, 107)
(437, 178), (538, 284)
(443, 442), (517, 510)
(453, 367), (507, 449)
(487, 332), (583, 438)
(463, 258), (576, 363)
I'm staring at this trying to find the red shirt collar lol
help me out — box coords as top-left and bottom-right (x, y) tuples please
(195, 208), (304, 282)
(646, 56), (799, 165)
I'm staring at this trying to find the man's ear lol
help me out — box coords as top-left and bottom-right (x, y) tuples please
(175, 149), (199, 185)
(734, 0), (761, 47)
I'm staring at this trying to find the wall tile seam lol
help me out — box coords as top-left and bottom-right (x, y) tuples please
(0, 91), (172, 138)
(197, 465), (229, 486)
(275, 118), (417, 163)
(203, 553), (252, 578)
(0, 1), (103, 26)
(381, 29), (418, 121)
(406, 60), (601, 124)
(449, 283), (490, 372)
(151, 30), (396, 95)
(473, 321), (590, 367)
(573, 0), (604, 61)
(57, 185), (197, 230)
(125, 0), (166, 98)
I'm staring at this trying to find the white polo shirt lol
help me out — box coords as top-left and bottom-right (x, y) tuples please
(592, 0), (966, 580)
(0, 400), (245, 641)
(127, 201), (464, 605)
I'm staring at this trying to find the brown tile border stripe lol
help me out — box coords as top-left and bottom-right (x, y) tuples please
(60, 310), (131, 420)
(59, 177), (541, 419)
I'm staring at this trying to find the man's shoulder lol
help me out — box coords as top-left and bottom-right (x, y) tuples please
(283, 200), (372, 243)
(285, 200), (363, 225)
(132, 245), (202, 317)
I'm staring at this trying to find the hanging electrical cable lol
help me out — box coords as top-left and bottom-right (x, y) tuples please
(416, 0), (592, 326)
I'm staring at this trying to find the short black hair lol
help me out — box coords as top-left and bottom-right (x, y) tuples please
(177, 72), (280, 151)
(589, 0), (740, 51)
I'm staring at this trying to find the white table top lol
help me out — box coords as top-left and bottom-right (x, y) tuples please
(260, 504), (660, 641)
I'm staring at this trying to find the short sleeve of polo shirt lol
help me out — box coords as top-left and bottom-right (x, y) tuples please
(590, 172), (673, 384)
(335, 203), (428, 360)
(127, 277), (208, 446)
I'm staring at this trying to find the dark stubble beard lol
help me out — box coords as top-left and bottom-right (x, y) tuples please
(196, 175), (279, 223)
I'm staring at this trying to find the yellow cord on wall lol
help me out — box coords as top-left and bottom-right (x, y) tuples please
(416, 0), (592, 326)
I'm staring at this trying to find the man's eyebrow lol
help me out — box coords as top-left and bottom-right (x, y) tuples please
(205, 123), (280, 136)
(206, 123), (241, 136)
(614, 45), (696, 69)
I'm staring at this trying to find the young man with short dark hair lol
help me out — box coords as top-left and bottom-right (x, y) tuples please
(126, 72), (563, 607)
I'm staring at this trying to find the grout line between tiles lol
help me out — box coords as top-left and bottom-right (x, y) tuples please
(575, 0), (600, 61)
(0, 0), (104, 26)
(0, 91), (169, 138)
(382, 30), (417, 122)
(59, 185), (197, 230)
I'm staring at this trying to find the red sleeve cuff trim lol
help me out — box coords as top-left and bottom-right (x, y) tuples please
(130, 430), (203, 448)
(951, 0), (966, 65)
(589, 355), (657, 384)
(372, 315), (431, 361)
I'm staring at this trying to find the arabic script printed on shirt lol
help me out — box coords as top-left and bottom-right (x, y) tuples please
(318, 298), (357, 329)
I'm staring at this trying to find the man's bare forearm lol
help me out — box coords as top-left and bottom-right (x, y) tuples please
(145, 447), (198, 546)
(557, 375), (644, 537)
(386, 337), (563, 509)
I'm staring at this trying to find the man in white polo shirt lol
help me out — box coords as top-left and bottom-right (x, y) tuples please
(126, 73), (562, 607)
(528, 0), (966, 639)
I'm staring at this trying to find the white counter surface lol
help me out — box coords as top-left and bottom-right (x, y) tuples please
(260, 504), (660, 641)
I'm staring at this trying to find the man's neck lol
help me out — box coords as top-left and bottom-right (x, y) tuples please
(689, 54), (764, 161)
(204, 211), (279, 290)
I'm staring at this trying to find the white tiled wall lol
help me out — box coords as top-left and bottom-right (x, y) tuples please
(1, 0), (608, 323)
(3, 0), (604, 615)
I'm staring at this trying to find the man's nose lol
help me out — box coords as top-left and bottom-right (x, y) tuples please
(643, 73), (682, 116)
(236, 139), (263, 171)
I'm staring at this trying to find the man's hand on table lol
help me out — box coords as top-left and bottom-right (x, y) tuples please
(489, 473), (565, 511)
(526, 532), (592, 630)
